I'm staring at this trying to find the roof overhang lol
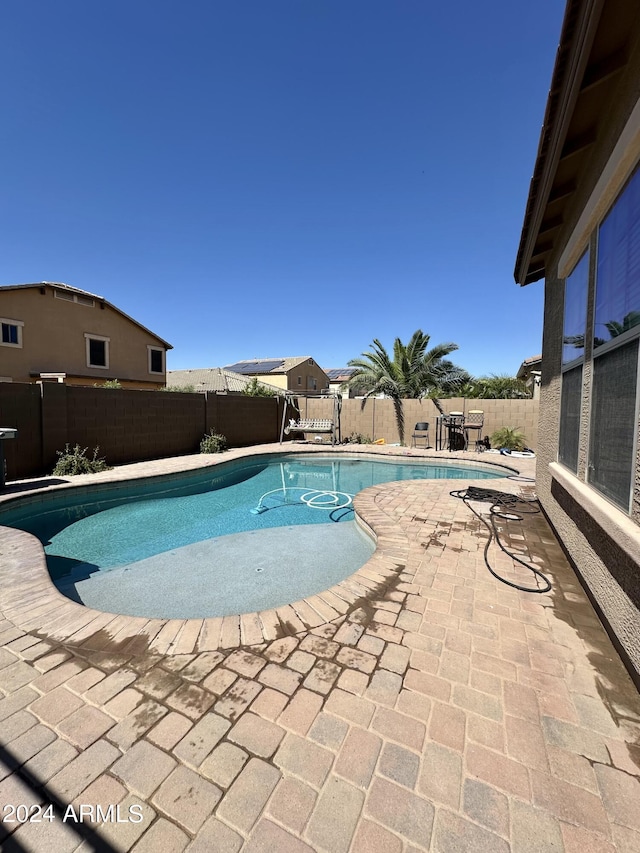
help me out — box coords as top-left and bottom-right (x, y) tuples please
(514, 0), (635, 285)
(0, 282), (173, 349)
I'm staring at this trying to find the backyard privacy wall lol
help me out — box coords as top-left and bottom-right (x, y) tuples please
(0, 383), (539, 481)
(0, 383), (290, 480)
(300, 396), (539, 450)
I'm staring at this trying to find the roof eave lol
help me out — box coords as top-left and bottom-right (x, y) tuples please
(0, 281), (173, 350)
(514, 0), (605, 286)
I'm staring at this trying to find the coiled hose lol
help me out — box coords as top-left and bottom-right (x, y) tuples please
(449, 484), (552, 594)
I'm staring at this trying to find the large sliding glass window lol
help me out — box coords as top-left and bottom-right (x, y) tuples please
(559, 251), (588, 472)
(594, 165), (640, 348)
(563, 251), (589, 363)
(589, 340), (638, 507)
(589, 164), (640, 511)
(559, 365), (582, 472)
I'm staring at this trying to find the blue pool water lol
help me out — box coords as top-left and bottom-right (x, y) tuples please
(0, 453), (506, 618)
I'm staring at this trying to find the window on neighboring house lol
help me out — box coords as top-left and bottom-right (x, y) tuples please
(588, 163), (640, 510)
(85, 334), (110, 369)
(559, 251), (588, 473)
(0, 318), (24, 348)
(307, 376), (317, 390)
(297, 376), (302, 386)
(148, 346), (165, 374)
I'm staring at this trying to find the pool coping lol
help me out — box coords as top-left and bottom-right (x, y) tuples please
(0, 443), (525, 655)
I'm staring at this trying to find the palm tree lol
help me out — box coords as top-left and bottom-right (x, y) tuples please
(460, 374), (532, 399)
(347, 330), (464, 443)
(605, 310), (640, 339)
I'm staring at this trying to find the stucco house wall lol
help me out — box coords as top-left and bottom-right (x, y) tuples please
(285, 359), (330, 392)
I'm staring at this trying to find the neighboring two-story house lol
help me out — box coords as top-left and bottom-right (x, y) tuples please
(224, 357), (329, 393)
(515, 0), (640, 683)
(0, 282), (172, 389)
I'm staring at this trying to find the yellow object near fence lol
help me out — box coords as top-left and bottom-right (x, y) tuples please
(373, 438), (385, 445)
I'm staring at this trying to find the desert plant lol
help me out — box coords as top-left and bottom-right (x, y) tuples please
(95, 379), (122, 389)
(160, 384), (196, 393)
(347, 330), (466, 444)
(53, 444), (110, 475)
(461, 375), (532, 399)
(200, 431), (227, 453)
(345, 432), (372, 444)
(490, 427), (527, 451)
(242, 377), (279, 397)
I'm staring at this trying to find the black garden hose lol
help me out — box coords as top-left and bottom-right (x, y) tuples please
(450, 485), (552, 594)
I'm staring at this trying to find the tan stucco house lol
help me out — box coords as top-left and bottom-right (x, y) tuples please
(515, 0), (640, 684)
(0, 282), (172, 389)
(224, 357), (329, 393)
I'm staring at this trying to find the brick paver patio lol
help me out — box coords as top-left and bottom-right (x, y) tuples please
(0, 444), (639, 851)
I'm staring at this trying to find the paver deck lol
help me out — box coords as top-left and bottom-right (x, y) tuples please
(0, 443), (639, 851)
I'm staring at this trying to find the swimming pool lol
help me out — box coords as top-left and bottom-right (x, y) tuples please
(0, 453), (507, 618)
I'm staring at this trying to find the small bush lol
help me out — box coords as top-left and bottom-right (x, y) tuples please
(160, 384), (196, 393)
(242, 377), (279, 397)
(53, 444), (111, 475)
(200, 431), (227, 453)
(95, 379), (122, 389)
(345, 432), (372, 444)
(490, 426), (527, 451)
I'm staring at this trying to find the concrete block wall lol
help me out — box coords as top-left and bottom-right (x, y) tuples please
(2, 384), (538, 481)
(206, 395), (288, 448)
(0, 383), (43, 480)
(2, 384), (291, 481)
(63, 386), (207, 466)
(300, 396), (538, 449)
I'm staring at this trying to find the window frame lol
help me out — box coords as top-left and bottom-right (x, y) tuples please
(0, 318), (24, 349)
(593, 162), (640, 355)
(561, 250), (589, 370)
(558, 251), (589, 474)
(558, 364), (583, 474)
(84, 333), (110, 369)
(147, 346), (165, 375)
(586, 166), (640, 512)
(588, 339), (640, 512)
(556, 165), (640, 513)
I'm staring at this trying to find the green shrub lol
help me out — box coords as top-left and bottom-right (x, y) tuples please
(53, 444), (111, 475)
(490, 426), (527, 451)
(95, 379), (122, 389)
(160, 384), (196, 393)
(200, 431), (227, 453)
(242, 377), (279, 397)
(345, 432), (372, 444)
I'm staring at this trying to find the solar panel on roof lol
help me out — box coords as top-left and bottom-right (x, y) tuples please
(252, 359), (285, 372)
(224, 362), (255, 374)
(225, 359), (284, 374)
(326, 368), (355, 380)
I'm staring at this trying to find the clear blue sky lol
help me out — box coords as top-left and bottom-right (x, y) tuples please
(2, 1), (565, 377)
